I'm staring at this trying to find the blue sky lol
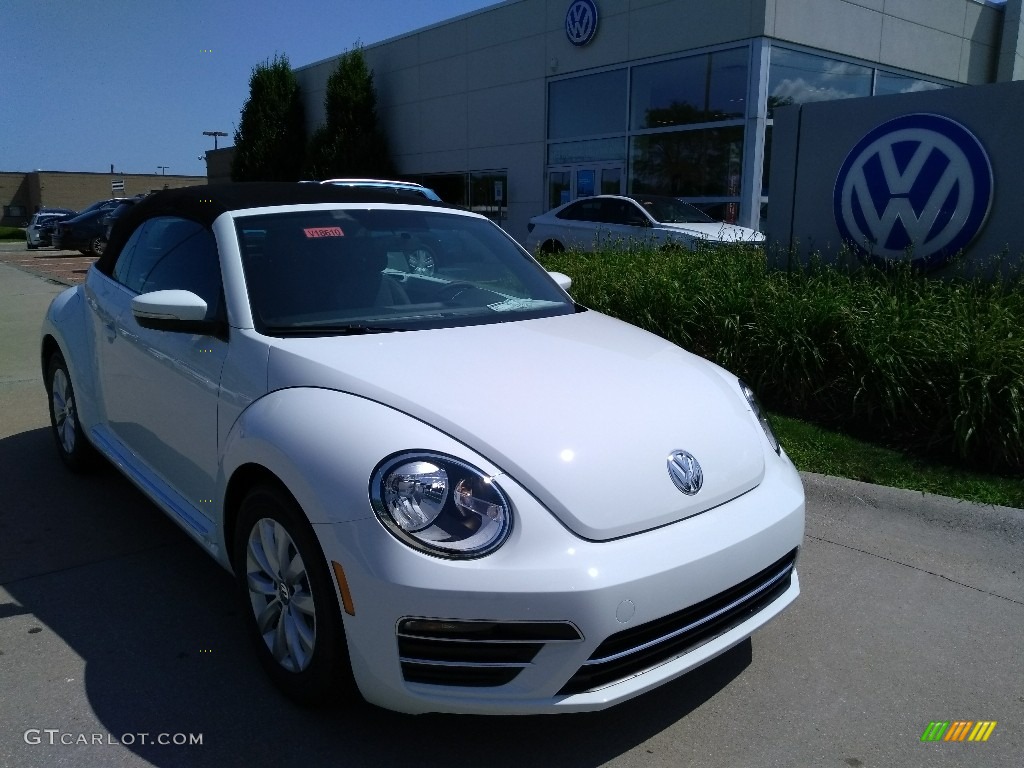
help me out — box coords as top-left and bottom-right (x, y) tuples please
(3, 0), (499, 177)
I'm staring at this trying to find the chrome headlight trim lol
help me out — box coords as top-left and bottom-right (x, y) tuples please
(370, 451), (513, 559)
(739, 380), (781, 455)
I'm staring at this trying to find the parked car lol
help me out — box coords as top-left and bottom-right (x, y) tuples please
(101, 195), (147, 240)
(319, 178), (443, 201)
(51, 198), (128, 255)
(25, 208), (76, 249)
(41, 183), (803, 715)
(525, 194), (765, 254)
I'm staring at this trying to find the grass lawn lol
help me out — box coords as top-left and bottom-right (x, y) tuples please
(772, 412), (1024, 509)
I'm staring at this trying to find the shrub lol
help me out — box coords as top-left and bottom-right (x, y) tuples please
(540, 244), (1024, 475)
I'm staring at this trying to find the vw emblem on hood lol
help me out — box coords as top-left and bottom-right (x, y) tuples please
(834, 113), (993, 271)
(668, 451), (703, 496)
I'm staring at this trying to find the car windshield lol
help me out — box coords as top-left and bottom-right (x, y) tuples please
(632, 196), (715, 224)
(236, 207), (577, 336)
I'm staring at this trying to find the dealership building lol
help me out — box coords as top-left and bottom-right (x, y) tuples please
(294, 0), (1022, 242)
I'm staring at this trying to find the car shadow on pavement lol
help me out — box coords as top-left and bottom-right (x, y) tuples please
(1, 427), (752, 767)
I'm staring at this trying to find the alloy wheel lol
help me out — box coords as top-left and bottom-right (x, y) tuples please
(50, 367), (77, 454)
(244, 517), (317, 673)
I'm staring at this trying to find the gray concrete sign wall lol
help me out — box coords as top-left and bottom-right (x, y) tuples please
(767, 78), (1024, 273)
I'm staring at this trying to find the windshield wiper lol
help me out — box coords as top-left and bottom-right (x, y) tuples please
(263, 323), (413, 336)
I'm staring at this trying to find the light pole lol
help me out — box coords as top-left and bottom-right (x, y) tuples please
(203, 131), (228, 150)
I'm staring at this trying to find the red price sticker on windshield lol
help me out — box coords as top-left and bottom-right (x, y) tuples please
(303, 227), (344, 238)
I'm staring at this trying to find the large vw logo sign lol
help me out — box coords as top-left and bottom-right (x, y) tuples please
(833, 113), (993, 270)
(565, 0), (599, 46)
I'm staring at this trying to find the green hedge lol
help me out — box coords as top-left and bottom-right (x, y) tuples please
(540, 244), (1024, 475)
(0, 227), (26, 240)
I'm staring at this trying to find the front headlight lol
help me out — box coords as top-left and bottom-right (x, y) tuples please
(739, 380), (781, 454)
(370, 452), (512, 559)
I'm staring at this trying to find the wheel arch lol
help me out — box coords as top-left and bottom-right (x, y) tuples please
(222, 463), (296, 573)
(40, 287), (100, 429)
(40, 333), (61, 384)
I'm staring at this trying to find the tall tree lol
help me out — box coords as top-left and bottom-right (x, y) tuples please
(305, 46), (394, 179)
(231, 54), (306, 181)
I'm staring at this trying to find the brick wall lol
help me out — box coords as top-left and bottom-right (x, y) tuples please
(1, 171), (207, 226)
(0, 173), (32, 225)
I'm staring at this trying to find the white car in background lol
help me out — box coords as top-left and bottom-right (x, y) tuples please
(526, 194), (765, 254)
(25, 208), (77, 249)
(319, 178), (443, 201)
(41, 182), (803, 715)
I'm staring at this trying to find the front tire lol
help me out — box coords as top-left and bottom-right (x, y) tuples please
(46, 351), (96, 472)
(90, 236), (106, 256)
(234, 484), (354, 707)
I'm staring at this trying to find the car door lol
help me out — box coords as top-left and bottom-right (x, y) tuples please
(94, 216), (227, 535)
(597, 198), (655, 249)
(555, 199), (606, 251)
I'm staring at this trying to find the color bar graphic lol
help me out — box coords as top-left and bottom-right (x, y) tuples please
(921, 721), (997, 742)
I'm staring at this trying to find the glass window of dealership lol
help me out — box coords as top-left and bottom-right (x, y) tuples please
(545, 40), (949, 229)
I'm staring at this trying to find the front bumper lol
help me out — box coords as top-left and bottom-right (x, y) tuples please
(315, 451), (804, 715)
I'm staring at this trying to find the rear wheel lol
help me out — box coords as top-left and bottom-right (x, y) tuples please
(540, 239), (565, 255)
(46, 351), (96, 472)
(234, 484), (355, 706)
(90, 236), (106, 256)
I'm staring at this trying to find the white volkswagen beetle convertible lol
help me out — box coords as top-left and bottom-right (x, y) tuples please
(41, 184), (804, 715)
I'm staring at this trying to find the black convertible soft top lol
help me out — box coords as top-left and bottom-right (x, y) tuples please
(96, 182), (446, 275)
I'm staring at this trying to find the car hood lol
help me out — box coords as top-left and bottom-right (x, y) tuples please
(266, 311), (765, 540)
(658, 222), (764, 243)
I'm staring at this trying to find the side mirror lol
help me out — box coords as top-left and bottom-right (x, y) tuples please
(548, 271), (572, 292)
(131, 290), (221, 335)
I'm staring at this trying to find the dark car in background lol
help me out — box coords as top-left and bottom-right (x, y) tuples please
(26, 208), (77, 249)
(102, 196), (147, 240)
(51, 198), (128, 255)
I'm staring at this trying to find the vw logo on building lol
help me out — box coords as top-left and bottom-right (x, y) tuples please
(667, 451), (703, 496)
(565, 0), (599, 46)
(833, 113), (993, 270)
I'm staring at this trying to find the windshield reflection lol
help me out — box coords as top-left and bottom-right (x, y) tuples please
(236, 208), (576, 336)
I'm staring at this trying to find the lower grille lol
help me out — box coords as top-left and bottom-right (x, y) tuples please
(398, 618), (582, 688)
(558, 548), (798, 695)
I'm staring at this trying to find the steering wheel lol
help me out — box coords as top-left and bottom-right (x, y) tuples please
(431, 281), (475, 302)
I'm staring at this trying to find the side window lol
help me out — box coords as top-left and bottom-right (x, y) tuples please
(111, 222), (149, 287)
(115, 216), (223, 322)
(618, 201), (649, 226)
(556, 201), (585, 221)
(558, 200), (603, 222)
(598, 199), (629, 225)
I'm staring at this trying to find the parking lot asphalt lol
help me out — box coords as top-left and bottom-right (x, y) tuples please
(0, 241), (97, 287)
(0, 255), (1021, 767)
